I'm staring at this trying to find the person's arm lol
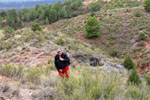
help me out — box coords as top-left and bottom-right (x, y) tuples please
(54, 56), (60, 70)
(63, 54), (70, 63)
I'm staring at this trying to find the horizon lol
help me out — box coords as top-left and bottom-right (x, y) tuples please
(0, 0), (48, 2)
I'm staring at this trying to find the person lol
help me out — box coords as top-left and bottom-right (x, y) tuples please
(54, 49), (70, 78)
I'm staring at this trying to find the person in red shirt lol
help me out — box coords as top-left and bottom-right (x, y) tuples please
(54, 49), (70, 78)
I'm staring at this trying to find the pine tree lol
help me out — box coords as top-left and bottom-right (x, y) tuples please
(144, 0), (150, 12)
(123, 55), (135, 70)
(90, 2), (101, 12)
(85, 16), (100, 38)
(49, 8), (57, 23)
(127, 66), (142, 85)
(44, 17), (49, 25)
(31, 22), (41, 32)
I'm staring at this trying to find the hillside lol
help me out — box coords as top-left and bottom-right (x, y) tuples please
(0, 0), (150, 100)
(0, 0), (65, 11)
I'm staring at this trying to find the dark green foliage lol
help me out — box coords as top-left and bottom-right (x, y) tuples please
(144, 0), (150, 12)
(44, 17), (49, 25)
(134, 10), (142, 17)
(145, 72), (150, 85)
(0, 11), (6, 17)
(6, 9), (23, 29)
(31, 23), (42, 32)
(55, 37), (65, 46)
(141, 61), (146, 69)
(123, 55), (135, 70)
(127, 66), (142, 85)
(109, 49), (119, 57)
(138, 33), (146, 41)
(85, 16), (100, 38)
(137, 41), (145, 47)
(4, 26), (14, 39)
(90, 12), (96, 17)
(90, 2), (101, 12)
(0, 0), (84, 29)
(49, 8), (57, 23)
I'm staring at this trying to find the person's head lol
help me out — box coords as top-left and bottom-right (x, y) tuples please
(57, 48), (63, 56)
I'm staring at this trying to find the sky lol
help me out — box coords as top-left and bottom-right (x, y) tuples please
(0, 0), (43, 2)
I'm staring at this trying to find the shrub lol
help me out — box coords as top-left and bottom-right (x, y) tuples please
(85, 16), (100, 38)
(109, 49), (119, 57)
(138, 32), (146, 41)
(141, 61), (146, 69)
(109, 34), (116, 40)
(144, 0), (150, 12)
(90, 12), (95, 17)
(125, 85), (142, 100)
(3, 26), (14, 39)
(127, 66), (142, 85)
(2, 40), (13, 51)
(90, 2), (101, 12)
(56, 67), (122, 100)
(55, 37), (65, 46)
(123, 55), (135, 70)
(26, 67), (42, 84)
(126, 1), (142, 7)
(134, 10), (142, 17)
(137, 41), (145, 47)
(0, 32), (4, 40)
(145, 72), (150, 85)
(0, 64), (24, 79)
(31, 22), (42, 32)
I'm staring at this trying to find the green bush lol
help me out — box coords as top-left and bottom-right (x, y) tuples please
(0, 64), (24, 79)
(2, 40), (13, 51)
(137, 41), (145, 47)
(0, 32), (4, 40)
(144, 0), (150, 12)
(31, 22), (42, 32)
(90, 2), (101, 12)
(26, 67), (42, 84)
(109, 49), (119, 57)
(4, 26), (14, 39)
(138, 32), (146, 41)
(85, 16), (100, 38)
(141, 61), (146, 69)
(127, 66), (142, 85)
(134, 10), (142, 17)
(123, 55), (135, 70)
(125, 85), (142, 100)
(57, 67), (121, 100)
(145, 72), (150, 85)
(55, 37), (65, 46)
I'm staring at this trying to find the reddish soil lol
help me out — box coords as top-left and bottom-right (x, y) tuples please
(76, 34), (89, 43)
(135, 41), (150, 74)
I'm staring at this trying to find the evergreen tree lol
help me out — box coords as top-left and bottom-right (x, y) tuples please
(0, 11), (6, 17)
(123, 55), (135, 70)
(44, 17), (49, 25)
(144, 0), (150, 12)
(49, 8), (57, 23)
(85, 16), (100, 38)
(145, 72), (150, 85)
(90, 2), (101, 12)
(127, 66), (142, 85)
(31, 22), (42, 32)
(6, 9), (20, 29)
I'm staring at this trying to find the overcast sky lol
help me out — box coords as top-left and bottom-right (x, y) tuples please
(0, 0), (42, 2)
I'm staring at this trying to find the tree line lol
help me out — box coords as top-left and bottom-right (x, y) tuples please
(0, 0), (92, 29)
